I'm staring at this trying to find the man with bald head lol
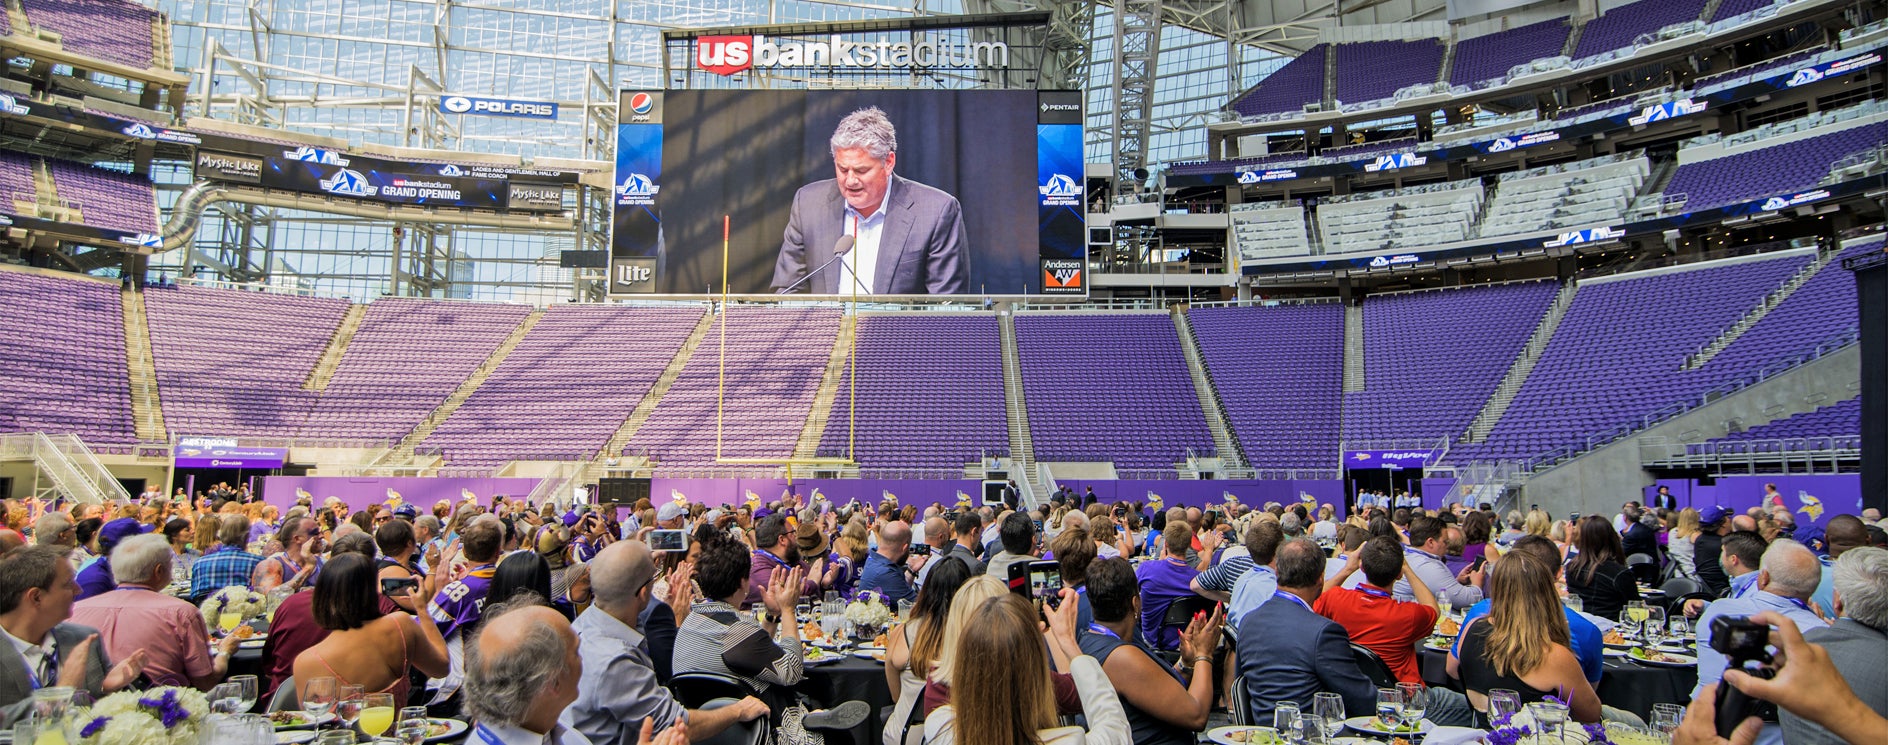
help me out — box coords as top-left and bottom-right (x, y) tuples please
(460, 601), (591, 744)
(1733, 513), (1760, 534)
(566, 541), (765, 745)
(858, 520), (915, 604)
(1807, 515), (1870, 618)
(913, 516), (953, 589)
(1693, 539), (1827, 718)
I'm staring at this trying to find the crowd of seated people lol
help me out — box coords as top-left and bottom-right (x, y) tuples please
(0, 487), (1884, 745)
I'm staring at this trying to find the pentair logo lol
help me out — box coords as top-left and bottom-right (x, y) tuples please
(628, 92), (655, 115)
(442, 96), (473, 113)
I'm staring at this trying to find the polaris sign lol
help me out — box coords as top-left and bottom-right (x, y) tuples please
(1544, 226), (1624, 248)
(439, 95), (559, 120)
(1627, 98), (1707, 126)
(694, 35), (1009, 76)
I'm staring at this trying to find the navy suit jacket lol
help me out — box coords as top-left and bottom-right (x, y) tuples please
(771, 173), (968, 295)
(1236, 592), (1377, 726)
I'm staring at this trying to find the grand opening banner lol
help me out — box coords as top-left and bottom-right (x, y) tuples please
(191, 141), (573, 213)
(610, 89), (1086, 297)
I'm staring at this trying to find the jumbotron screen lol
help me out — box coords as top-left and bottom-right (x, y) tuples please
(610, 89), (1086, 297)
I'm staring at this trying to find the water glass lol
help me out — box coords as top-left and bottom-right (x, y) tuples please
(1651, 703), (1684, 736)
(1312, 692), (1346, 742)
(1668, 617), (1691, 640)
(396, 707), (431, 745)
(316, 731), (357, 745)
(1376, 688), (1405, 730)
(1273, 702), (1303, 742)
(335, 684), (365, 731)
(1527, 701), (1569, 745)
(207, 682), (243, 715)
(1562, 595), (1584, 614)
(1397, 682), (1426, 726)
(1487, 689), (1522, 727)
(229, 674), (260, 713)
(302, 677), (338, 721)
(795, 599), (812, 623)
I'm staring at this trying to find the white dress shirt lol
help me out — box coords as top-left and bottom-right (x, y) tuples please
(3, 625), (55, 687)
(840, 179), (893, 295)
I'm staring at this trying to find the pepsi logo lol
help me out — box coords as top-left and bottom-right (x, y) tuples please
(629, 93), (654, 115)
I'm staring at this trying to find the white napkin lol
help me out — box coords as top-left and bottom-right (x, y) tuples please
(1422, 726), (1488, 745)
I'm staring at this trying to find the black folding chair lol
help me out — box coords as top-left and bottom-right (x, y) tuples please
(1625, 553), (1659, 585)
(669, 674), (772, 745)
(1156, 595), (1219, 664)
(1349, 643), (1398, 690)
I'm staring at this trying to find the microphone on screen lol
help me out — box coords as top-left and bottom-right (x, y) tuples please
(777, 234), (857, 294)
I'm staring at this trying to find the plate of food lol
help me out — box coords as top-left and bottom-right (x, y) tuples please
(1627, 647), (1696, 667)
(274, 732), (317, 744)
(1205, 726), (1283, 745)
(1603, 647), (1629, 658)
(1423, 637), (1454, 651)
(1435, 618), (1460, 637)
(423, 718), (470, 742)
(803, 647), (841, 665)
(239, 637), (269, 649)
(1343, 716), (1435, 737)
(1602, 629), (1631, 647)
(267, 711), (328, 730)
(853, 650), (886, 661)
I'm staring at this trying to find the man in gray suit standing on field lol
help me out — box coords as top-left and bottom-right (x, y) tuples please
(771, 106), (968, 295)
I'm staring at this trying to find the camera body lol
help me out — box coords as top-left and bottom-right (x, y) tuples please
(1710, 616), (1778, 737)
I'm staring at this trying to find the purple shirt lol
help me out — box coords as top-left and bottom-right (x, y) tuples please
(75, 558), (117, 601)
(746, 550), (819, 610)
(427, 567), (495, 640)
(1135, 557), (1201, 650)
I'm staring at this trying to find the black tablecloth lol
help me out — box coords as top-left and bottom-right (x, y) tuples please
(1419, 648), (1697, 720)
(797, 657), (894, 745)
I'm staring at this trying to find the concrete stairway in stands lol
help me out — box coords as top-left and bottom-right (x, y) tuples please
(794, 314), (858, 461)
(596, 311), (719, 471)
(304, 304), (367, 391)
(1463, 280), (1580, 443)
(1343, 303), (1366, 393)
(1172, 305), (1252, 475)
(119, 288), (167, 442)
(998, 310), (1041, 505)
(1684, 246), (1837, 369)
(380, 308), (544, 463)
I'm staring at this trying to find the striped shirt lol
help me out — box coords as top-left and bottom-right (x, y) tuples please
(672, 600), (804, 697)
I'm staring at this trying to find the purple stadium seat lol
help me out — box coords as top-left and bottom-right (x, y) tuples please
(1229, 45), (1327, 118)
(143, 285), (350, 438)
(816, 314), (1008, 474)
(1450, 19), (1572, 87)
(1016, 314), (1214, 472)
(1333, 39), (1443, 104)
(19, 0), (156, 69)
(0, 271), (135, 443)
(1572, 0), (1709, 59)
(1189, 304), (1343, 471)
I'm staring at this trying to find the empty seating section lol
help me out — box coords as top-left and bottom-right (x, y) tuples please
(1665, 120), (1888, 212)
(1343, 282), (1559, 442)
(423, 305), (703, 466)
(299, 299), (533, 441)
(816, 315), (1008, 472)
(1571, 0), (1708, 59)
(0, 271), (134, 443)
(1711, 0), (1778, 22)
(1230, 44), (1326, 117)
(19, 0), (156, 69)
(45, 160), (158, 234)
(1714, 398), (1860, 443)
(1231, 203), (1311, 260)
(626, 306), (839, 471)
(1015, 314), (1213, 470)
(1317, 183), (1483, 254)
(1333, 39), (1443, 104)
(1480, 156), (1649, 238)
(0, 153), (33, 205)
(143, 285), (349, 438)
(1700, 239), (1877, 384)
(1450, 19), (1572, 87)
(1456, 252), (1813, 462)
(1189, 304), (1343, 470)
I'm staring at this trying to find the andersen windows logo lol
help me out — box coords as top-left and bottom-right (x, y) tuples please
(694, 35), (1009, 76)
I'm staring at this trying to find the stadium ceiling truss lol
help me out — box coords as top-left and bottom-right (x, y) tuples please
(141, 0), (1427, 300)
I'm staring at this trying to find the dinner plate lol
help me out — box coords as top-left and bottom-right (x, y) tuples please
(1343, 716), (1435, 736)
(803, 654), (843, 666)
(1603, 648), (1628, 658)
(1423, 638), (1454, 651)
(424, 718), (470, 742)
(852, 650), (886, 661)
(239, 638), (268, 649)
(274, 732), (316, 744)
(1205, 725), (1281, 745)
(268, 712), (331, 730)
(1628, 651), (1697, 667)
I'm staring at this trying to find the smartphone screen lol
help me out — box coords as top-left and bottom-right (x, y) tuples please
(649, 529), (688, 552)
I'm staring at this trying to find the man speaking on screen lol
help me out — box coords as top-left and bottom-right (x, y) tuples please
(771, 106), (969, 295)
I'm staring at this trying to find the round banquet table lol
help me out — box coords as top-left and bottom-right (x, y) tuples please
(1418, 648), (1697, 721)
(797, 656), (895, 745)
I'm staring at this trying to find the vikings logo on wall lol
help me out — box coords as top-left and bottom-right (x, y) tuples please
(1795, 491), (1825, 522)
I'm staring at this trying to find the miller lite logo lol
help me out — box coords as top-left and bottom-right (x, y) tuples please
(697, 36), (754, 76)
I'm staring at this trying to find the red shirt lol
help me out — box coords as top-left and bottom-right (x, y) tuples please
(260, 590), (331, 701)
(1312, 584), (1438, 684)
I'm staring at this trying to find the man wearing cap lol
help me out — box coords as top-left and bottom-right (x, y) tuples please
(1694, 506), (1735, 596)
(75, 518), (149, 601)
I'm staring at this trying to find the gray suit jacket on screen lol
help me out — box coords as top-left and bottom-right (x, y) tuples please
(770, 173), (968, 295)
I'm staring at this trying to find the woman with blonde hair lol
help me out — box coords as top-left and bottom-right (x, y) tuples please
(882, 557), (973, 745)
(1447, 549), (1600, 726)
(1524, 509), (1553, 539)
(1666, 507), (1701, 578)
(923, 591), (1131, 745)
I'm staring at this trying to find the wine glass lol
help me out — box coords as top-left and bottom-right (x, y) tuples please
(1527, 701), (1569, 745)
(1562, 595), (1583, 614)
(1487, 689), (1522, 727)
(1376, 688), (1405, 732)
(301, 677), (338, 723)
(228, 675), (259, 714)
(358, 693), (395, 740)
(1313, 692), (1346, 741)
(208, 682), (243, 715)
(395, 707), (431, 745)
(795, 599), (812, 623)
(1273, 702), (1303, 743)
(217, 611), (242, 635)
(334, 685), (364, 734)
(1397, 682), (1426, 729)
(316, 731), (357, 745)
(1644, 606), (1667, 644)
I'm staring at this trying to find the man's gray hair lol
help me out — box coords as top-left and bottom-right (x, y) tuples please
(830, 106), (897, 161)
(111, 534), (173, 584)
(1279, 513), (1304, 537)
(1833, 546), (1888, 629)
(216, 514), (251, 547)
(461, 596), (566, 727)
(34, 513), (72, 546)
(414, 515), (442, 534)
(1760, 539), (1821, 599)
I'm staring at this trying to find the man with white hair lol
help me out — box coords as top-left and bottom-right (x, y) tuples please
(72, 534), (239, 690)
(461, 600), (596, 745)
(1693, 539), (1827, 719)
(1780, 546), (1888, 745)
(770, 105), (968, 295)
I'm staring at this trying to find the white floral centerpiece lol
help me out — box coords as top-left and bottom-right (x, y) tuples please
(845, 593), (894, 637)
(76, 687), (210, 745)
(197, 586), (266, 629)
